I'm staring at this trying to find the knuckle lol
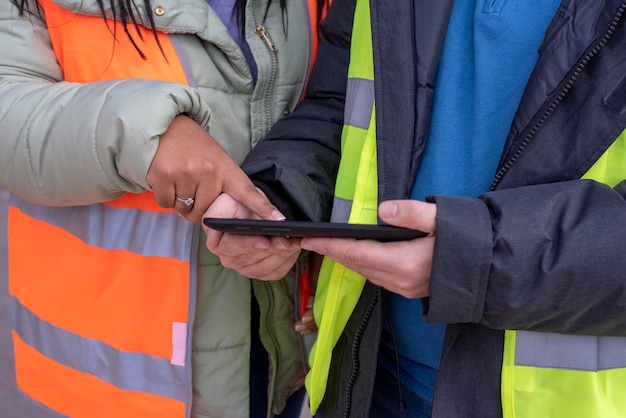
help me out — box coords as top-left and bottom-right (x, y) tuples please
(202, 160), (218, 174)
(397, 261), (416, 277)
(342, 247), (364, 270)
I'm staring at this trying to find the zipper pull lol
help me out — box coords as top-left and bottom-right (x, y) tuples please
(255, 24), (277, 52)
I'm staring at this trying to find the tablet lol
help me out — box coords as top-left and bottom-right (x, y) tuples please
(203, 218), (427, 242)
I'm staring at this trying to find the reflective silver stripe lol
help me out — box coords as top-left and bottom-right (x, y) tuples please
(183, 226), (199, 417)
(515, 330), (626, 371)
(169, 35), (196, 89)
(9, 196), (194, 261)
(330, 196), (353, 223)
(11, 295), (188, 403)
(344, 77), (374, 129)
(14, 395), (66, 418)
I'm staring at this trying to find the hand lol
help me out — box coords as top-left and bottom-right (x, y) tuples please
(203, 193), (302, 280)
(295, 252), (321, 335)
(147, 115), (284, 223)
(295, 296), (317, 335)
(300, 200), (436, 299)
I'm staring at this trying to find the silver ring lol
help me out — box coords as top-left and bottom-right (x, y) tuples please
(176, 196), (195, 207)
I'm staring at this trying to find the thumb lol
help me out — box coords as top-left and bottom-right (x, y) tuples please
(378, 200), (437, 235)
(224, 173), (285, 221)
(204, 193), (245, 219)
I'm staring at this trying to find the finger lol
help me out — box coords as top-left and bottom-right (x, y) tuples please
(297, 243), (418, 298)
(301, 237), (386, 270)
(210, 233), (272, 259)
(295, 319), (316, 335)
(150, 181), (176, 209)
(269, 236), (301, 252)
(301, 237), (427, 277)
(220, 248), (272, 271)
(184, 183), (218, 223)
(233, 237), (300, 279)
(174, 189), (198, 214)
(223, 173), (285, 221)
(204, 226), (225, 251)
(378, 200), (437, 235)
(300, 307), (318, 333)
(202, 194), (254, 239)
(345, 263), (429, 299)
(203, 194), (268, 253)
(236, 251), (301, 280)
(234, 239), (301, 279)
(204, 193), (250, 219)
(302, 236), (434, 298)
(295, 325), (313, 336)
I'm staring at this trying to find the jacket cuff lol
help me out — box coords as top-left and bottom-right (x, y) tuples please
(424, 195), (492, 324)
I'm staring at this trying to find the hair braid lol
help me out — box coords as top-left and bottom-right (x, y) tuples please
(13, 0), (329, 58)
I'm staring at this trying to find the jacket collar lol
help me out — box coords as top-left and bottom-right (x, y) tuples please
(504, 0), (626, 164)
(371, 0), (454, 201)
(371, 0), (626, 197)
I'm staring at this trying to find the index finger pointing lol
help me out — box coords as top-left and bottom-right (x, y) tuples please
(224, 174), (285, 221)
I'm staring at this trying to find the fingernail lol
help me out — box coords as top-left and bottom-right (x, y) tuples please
(295, 324), (307, 332)
(379, 201), (398, 218)
(272, 210), (286, 221)
(302, 315), (314, 323)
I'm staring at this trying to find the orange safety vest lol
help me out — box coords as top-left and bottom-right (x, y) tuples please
(7, 1), (325, 417)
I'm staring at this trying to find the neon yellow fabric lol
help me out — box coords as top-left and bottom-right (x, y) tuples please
(502, 128), (626, 417)
(305, 0), (378, 413)
(502, 329), (626, 417)
(582, 128), (626, 187)
(309, 0), (626, 413)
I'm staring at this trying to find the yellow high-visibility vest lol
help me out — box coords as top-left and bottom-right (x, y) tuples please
(305, 0), (377, 412)
(306, 0), (626, 416)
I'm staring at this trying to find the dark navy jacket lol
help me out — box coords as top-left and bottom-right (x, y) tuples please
(243, 0), (626, 416)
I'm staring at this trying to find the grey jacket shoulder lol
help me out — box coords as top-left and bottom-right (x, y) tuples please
(0, 0), (311, 205)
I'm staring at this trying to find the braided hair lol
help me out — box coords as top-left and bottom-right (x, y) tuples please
(13, 0), (329, 58)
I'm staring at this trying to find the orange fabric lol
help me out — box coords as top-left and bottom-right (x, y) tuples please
(41, 0), (187, 83)
(308, 0), (332, 60)
(303, 0), (331, 98)
(8, 207), (189, 359)
(13, 332), (186, 418)
(10, 1), (324, 415)
(308, 0), (322, 64)
(8, 3), (191, 414)
(104, 192), (174, 212)
(41, 0), (190, 213)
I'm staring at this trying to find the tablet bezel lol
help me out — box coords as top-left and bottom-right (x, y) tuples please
(203, 218), (427, 242)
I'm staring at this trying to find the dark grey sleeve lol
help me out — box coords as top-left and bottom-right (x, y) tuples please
(241, 0), (356, 221)
(425, 179), (626, 337)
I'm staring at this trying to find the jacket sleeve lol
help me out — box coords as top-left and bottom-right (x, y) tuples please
(241, 0), (356, 221)
(425, 179), (626, 336)
(0, 1), (211, 206)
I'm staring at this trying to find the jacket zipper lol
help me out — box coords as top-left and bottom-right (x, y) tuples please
(489, 2), (626, 191)
(344, 288), (379, 417)
(253, 11), (280, 413)
(255, 23), (279, 136)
